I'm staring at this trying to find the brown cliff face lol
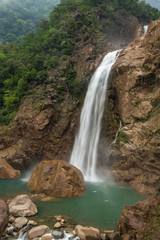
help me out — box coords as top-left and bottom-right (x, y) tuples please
(110, 19), (160, 195)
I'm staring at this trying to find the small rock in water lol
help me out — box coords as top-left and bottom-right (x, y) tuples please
(28, 220), (37, 226)
(41, 234), (53, 240)
(9, 216), (15, 223)
(14, 217), (28, 230)
(52, 230), (64, 239)
(6, 228), (13, 235)
(75, 225), (100, 240)
(61, 219), (65, 224)
(54, 222), (62, 229)
(56, 216), (62, 222)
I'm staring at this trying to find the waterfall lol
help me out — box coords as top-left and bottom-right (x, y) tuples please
(70, 49), (121, 182)
(144, 25), (148, 34)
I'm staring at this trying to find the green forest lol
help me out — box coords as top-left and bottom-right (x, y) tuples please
(0, 0), (60, 44)
(0, 0), (160, 125)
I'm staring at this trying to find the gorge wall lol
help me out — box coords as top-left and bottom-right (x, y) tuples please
(105, 19), (160, 196)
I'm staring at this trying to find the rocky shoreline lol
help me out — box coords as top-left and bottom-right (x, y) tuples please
(1, 192), (160, 240)
(0, 194), (121, 240)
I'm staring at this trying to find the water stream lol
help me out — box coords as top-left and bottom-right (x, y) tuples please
(144, 25), (148, 34)
(70, 50), (121, 182)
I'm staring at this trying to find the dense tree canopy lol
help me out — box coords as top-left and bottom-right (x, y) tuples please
(0, 0), (160, 125)
(0, 0), (60, 44)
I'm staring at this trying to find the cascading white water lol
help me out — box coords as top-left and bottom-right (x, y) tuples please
(144, 25), (148, 34)
(70, 49), (121, 182)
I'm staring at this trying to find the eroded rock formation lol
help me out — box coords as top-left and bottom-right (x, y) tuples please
(28, 160), (85, 197)
(118, 194), (160, 240)
(0, 159), (20, 179)
(110, 19), (160, 195)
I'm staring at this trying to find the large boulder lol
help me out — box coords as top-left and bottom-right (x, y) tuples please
(75, 225), (101, 240)
(9, 195), (37, 217)
(28, 160), (85, 197)
(0, 159), (20, 179)
(0, 199), (9, 237)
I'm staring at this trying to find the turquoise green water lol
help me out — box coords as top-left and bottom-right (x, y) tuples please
(0, 177), (145, 230)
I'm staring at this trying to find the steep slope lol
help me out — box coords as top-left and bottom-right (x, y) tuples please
(109, 19), (160, 195)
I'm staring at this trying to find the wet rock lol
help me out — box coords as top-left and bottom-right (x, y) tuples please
(28, 220), (37, 226)
(28, 225), (50, 239)
(52, 230), (64, 239)
(54, 222), (62, 229)
(14, 217), (28, 230)
(9, 195), (37, 217)
(41, 234), (53, 240)
(6, 227), (13, 235)
(75, 225), (101, 240)
(9, 216), (15, 224)
(28, 160), (85, 197)
(0, 199), (9, 237)
(56, 216), (62, 222)
(61, 219), (65, 224)
(0, 159), (20, 179)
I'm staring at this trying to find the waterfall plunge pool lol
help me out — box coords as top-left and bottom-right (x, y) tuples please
(0, 176), (145, 230)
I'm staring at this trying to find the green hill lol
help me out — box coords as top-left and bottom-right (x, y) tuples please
(0, 0), (60, 44)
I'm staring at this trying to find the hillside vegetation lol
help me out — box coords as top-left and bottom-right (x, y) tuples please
(0, 0), (60, 44)
(0, 0), (160, 125)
